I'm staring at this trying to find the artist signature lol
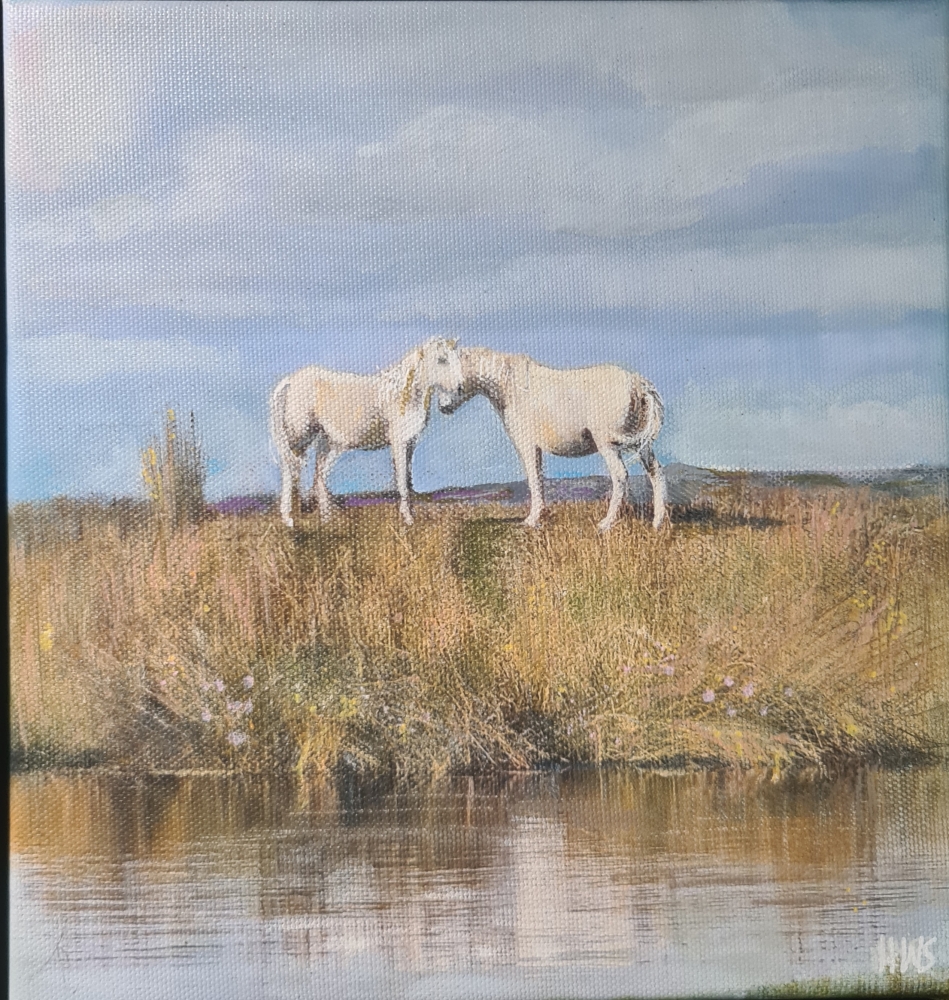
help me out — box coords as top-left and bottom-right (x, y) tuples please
(875, 935), (937, 974)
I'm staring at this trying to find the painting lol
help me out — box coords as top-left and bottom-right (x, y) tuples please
(8, 2), (948, 998)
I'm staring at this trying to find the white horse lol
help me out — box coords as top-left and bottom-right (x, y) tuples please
(439, 347), (667, 531)
(270, 338), (463, 528)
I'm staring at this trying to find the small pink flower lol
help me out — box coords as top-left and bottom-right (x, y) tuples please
(723, 676), (734, 688)
(214, 679), (225, 693)
(200, 681), (211, 692)
(566, 725), (573, 736)
(159, 679), (167, 688)
(420, 711), (431, 723)
(243, 699), (253, 715)
(759, 705), (769, 717)
(741, 682), (755, 698)
(614, 737), (621, 746)
(243, 675), (254, 689)
(621, 664), (632, 674)
(661, 664), (674, 676)
(227, 731), (247, 747)
(784, 687), (794, 698)
(201, 709), (212, 723)
(726, 706), (737, 717)
(702, 689), (715, 703)
(227, 700), (242, 714)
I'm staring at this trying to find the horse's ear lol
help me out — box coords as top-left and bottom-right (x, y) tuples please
(448, 337), (458, 349)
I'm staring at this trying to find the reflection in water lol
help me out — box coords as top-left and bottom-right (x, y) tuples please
(11, 767), (949, 999)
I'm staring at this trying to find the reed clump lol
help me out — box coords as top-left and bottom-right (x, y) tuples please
(141, 409), (206, 532)
(9, 483), (948, 776)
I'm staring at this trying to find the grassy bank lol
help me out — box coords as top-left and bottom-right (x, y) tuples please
(746, 971), (949, 997)
(9, 482), (949, 775)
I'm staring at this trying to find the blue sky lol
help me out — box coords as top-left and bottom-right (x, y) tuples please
(6, 0), (948, 501)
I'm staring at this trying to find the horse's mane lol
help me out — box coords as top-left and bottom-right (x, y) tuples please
(460, 346), (529, 393)
(374, 354), (414, 419)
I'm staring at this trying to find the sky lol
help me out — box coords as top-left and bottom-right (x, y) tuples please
(6, 0), (948, 501)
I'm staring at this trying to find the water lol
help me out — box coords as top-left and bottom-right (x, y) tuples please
(10, 766), (949, 999)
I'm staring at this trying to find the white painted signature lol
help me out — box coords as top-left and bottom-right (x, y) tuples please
(875, 935), (937, 975)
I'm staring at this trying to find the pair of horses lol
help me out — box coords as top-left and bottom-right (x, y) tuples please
(269, 338), (667, 532)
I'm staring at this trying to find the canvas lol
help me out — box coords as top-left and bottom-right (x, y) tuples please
(7, 2), (949, 998)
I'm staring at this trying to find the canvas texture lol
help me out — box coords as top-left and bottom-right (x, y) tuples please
(7, 2), (949, 998)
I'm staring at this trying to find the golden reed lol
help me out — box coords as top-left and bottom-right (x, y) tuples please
(9, 484), (948, 777)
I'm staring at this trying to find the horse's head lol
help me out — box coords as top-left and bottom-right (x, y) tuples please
(437, 345), (506, 414)
(416, 336), (465, 409)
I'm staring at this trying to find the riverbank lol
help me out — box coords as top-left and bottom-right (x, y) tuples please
(746, 972), (949, 997)
(9, 481), (949, 776)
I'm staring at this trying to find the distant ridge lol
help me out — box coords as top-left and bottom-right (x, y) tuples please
(208, 464), (949, 517)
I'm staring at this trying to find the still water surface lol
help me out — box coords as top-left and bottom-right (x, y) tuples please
(10, 766), (949, 999)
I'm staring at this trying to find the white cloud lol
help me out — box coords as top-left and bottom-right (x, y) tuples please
(4, 5), (164, 190)
(18, 128), (265, 247)
(88, 195), (158, 242)
(21, 247), (277, 319)
(285, 78), (940, 238)
(264, 1), (944, 235)
(666, 380), (949, 470)
(168, 128), (271, 224)
(7, 2), (945, 325)
(598, 2), (945, 105)
(649, 86), (941, 205)
(338, 105), (697, 236)
(12, 333), (227, 383)
(389, 240), (947, 321)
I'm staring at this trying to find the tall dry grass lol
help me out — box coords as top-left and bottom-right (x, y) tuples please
(9, 483), (948, 776)
(141, 409), (206, 532)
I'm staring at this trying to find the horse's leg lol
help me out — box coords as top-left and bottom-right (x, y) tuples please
(393, 437), (416, 526)
(516, 441), (545, 528)
(640, 445), (668, 529)
(312, 446), (341, 522)
(279, 446), (305, 528)
(595, 439), (628, 533)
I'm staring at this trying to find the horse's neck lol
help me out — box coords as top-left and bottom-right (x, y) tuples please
(464, 349), (523, 408)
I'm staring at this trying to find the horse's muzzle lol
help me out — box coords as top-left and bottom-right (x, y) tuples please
(438, 390), (462, 415)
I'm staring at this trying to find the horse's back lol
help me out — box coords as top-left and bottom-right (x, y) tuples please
(528, 361), (632, 417)
(284, 366), (385, 448)
(291, 365), (377, 387)
(527, 360), (666, 452)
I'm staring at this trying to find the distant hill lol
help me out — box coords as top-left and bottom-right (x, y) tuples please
(208, 464), (949, 517)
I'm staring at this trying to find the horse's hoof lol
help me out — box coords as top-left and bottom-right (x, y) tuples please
(522, 518), (541, 529)
(596, 520), (615, 534)
(283, 518), (294, 528)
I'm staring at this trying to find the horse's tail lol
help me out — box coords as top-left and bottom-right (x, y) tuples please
(268, 376), (294, 467)
(632, 374), (664, 447)
(632, 375), (668, 529)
